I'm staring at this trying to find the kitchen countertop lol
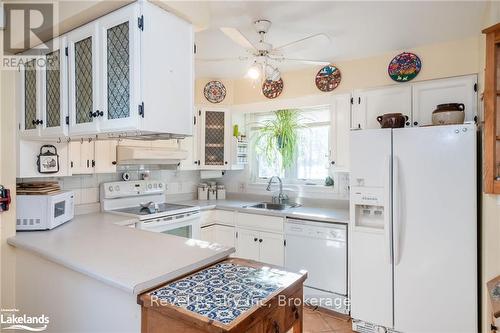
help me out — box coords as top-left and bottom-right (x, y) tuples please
(178, 199), (350, 223)
(8, 212), (234, 295)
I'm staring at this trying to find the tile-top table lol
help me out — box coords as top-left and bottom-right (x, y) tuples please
(139, 258), (307, 333)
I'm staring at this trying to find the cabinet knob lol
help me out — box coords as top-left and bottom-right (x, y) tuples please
(330, 161), (335, 165)
(224, 161), (228, 165)
(405, 121), (410, 126)
(112, 161), (117, 165)
(259, 239), (263, 243)
(413, 121), (419, 126)
(89, 111), (95, 118)
(254, 238), (258, 242)
(32, 120), (37, 125)
(39, 119), (43, 125)
(97, 110), (104, 117)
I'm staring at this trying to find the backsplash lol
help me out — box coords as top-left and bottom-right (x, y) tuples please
(18, 170), (201, 206)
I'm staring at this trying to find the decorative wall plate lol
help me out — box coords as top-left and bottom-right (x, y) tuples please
(204, 81), (226, 103)
(388, 52), (422, 82)
(315, 65), (341, 92)
(262, 78), (283, 99)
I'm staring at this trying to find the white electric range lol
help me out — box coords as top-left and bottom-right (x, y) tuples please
(101, 180), (201, 239)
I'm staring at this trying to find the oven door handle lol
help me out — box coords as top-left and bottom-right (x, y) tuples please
(140, 212), (200, 230)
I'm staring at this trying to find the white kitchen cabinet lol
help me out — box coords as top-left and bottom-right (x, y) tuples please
(411, 74), (477, 127)
(330, 93), (351, 171)
(200, 224), (236, 248)
(199, 108), (230, 170)
(179, 111), (200, 170)
(19, 56), (42, 138)
(40, 37), (68, 138)
(67, 22), (100, 135)
(235, 227), (260, 262)
(352, 86), (412, 129)
(94, 140), (118, 173)
(70, 140), (118, 175)
(235, 227), (285, 266)
(98, 5), (141, 133)
(69, 141), (95, 174)
(20, 1), (194, 140)
(258, 231), (285, 266)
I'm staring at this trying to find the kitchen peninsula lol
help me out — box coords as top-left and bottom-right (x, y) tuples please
(7, 213), (234, 332)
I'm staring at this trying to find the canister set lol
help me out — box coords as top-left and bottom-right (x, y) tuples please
(197, 182), (225, 201)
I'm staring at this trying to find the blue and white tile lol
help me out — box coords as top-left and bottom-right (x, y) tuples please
(221, 282), (247, 294)
(169, 279), (197, 291)
(185, 284), (215, 296)
(207, 306), (242, 325)
(204, 277), (231, 289)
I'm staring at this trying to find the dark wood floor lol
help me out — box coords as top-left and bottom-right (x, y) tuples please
(287, 307), (354, 333)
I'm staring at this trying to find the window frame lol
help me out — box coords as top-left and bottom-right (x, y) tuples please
(249, 105), (333, 186)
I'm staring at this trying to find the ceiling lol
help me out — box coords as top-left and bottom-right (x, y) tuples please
(194, 1), (488, 78)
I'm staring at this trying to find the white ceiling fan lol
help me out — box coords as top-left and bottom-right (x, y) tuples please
(198, 19), (331, 81)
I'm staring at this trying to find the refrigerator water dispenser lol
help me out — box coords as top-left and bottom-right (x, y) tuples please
(350, 187), (386, 230)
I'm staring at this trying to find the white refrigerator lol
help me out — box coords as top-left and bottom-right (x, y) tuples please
(349, 124), (477, 333)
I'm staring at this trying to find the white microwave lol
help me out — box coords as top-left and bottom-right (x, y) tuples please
(16, 191), (75, 230)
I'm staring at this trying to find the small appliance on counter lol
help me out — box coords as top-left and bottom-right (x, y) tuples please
(16, 191), (74, 230)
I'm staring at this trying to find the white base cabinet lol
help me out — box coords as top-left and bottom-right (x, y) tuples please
(200, 224), (236, 248)
(235, 227), (285, 266)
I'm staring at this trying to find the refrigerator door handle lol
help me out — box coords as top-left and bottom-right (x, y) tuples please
(393, 155), (401, 265)
(384, 154), (392, 264)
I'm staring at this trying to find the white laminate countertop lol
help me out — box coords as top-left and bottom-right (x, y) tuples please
(178, 199), (350, 223)
(8, 213), (234, 295)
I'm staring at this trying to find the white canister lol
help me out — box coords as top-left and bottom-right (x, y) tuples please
(208, 188), (217, 200)
(198, 186), (208, 201)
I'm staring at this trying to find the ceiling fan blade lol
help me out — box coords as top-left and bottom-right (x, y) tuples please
(220, 27), (257, 50)
(275, 33), (330, 51)
(278, 57), (330, 65)
(196, 56), (249, 62)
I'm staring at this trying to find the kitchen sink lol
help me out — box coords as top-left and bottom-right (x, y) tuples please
(248, 202), (301, 210)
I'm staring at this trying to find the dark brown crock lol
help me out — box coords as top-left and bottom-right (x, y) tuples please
(376, 113), (409, 128)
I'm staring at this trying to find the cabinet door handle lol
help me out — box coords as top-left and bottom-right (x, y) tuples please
(91, 160), (95, 167)
(87, 160), (89, 168)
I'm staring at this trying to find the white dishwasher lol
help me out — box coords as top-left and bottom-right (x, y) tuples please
(285, 218), (348, 314)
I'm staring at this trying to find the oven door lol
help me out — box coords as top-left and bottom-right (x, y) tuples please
(138, 212), (200, 239)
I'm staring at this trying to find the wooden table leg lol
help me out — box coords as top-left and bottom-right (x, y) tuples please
(293, 303), (303, 333)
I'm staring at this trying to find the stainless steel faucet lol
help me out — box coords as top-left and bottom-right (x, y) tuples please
(266, 176), (289, 204)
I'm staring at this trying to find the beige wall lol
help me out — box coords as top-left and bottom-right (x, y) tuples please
(196, 36), (481, 106)
(0, 33), (18, 308)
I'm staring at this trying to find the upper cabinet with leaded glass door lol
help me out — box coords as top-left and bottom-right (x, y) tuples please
(67, 22), (100, 136)
(19, 54), (42, 137)
(199, 108), (230, 170)
(40, 36), (68, 138)
(483, 23), (500, 194)
(98, 4), (140, 132)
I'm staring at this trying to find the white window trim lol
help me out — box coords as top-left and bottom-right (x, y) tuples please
(249, 106), (333, 185)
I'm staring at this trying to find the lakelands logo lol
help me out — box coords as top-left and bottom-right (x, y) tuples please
(1, 309), (49, 332)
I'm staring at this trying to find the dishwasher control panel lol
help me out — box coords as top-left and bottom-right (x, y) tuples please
(285, 219), (346, 242)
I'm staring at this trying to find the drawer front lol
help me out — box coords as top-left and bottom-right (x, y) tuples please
(214, 209), (235, 226)
(283, 288), (303, 332)
(237, 213), (284, 233)
(262, 305), (285, 333)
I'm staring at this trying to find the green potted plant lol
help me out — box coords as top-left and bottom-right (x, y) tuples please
(255, 109), (304, 171)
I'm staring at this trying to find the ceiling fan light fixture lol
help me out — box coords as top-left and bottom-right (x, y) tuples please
(265, 65), (281, 81)
(247, 63), (261, 80)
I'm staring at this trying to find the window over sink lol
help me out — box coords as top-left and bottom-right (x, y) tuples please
(250, 106), (331, 184)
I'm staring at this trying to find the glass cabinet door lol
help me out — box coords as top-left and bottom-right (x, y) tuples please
(67, 23), (99, 135)
(21, 58), (40, 135)
(41, 37), (67, 137)
(202, 110), (228, 168)
(99, 4), (139, 131)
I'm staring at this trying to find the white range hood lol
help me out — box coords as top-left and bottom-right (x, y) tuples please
(117, 146), (188, 165)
